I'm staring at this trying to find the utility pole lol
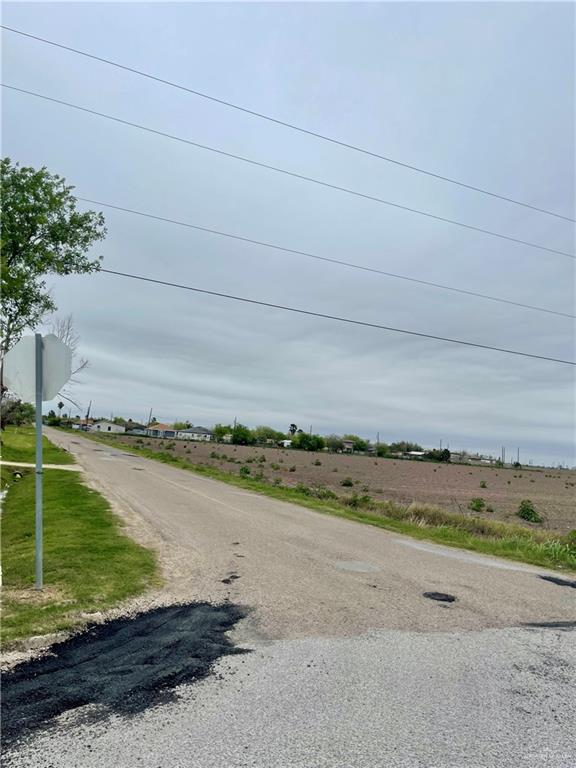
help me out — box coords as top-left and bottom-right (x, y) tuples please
(233, 416), (237, 428)
(309, 425), (312, 435)
(147, 408), (153, 427)
(440, 439), (442, 450)
(376, 432), (380, 447)
(517, 447), (520, 464)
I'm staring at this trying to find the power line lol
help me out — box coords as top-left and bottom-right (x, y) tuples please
(2, 24), (573, 224)
(4, 83), (574, 261)
(79, 196), (575, 319)
(99, 268), (576, 366)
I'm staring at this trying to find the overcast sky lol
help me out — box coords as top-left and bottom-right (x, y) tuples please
(2, 2), (574, 465)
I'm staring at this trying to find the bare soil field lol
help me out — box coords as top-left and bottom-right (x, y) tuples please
(98, 435), (575, 534)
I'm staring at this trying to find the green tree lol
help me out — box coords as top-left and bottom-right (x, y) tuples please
(252, 425), (286, 443)
(325, 434), (344, 452)
(213, 423), (233, 442)
(389, 441), (423, 453)
(0, 158), (106, 356)
(0, 397), (35, 428)
(425, 448), (451, 463)
(173, 421), (191, 430)
(292, 432), (325, 451)
(288, 423), (298, 436)
(376, 443), (390, 457)
(231, 423), (255, 445)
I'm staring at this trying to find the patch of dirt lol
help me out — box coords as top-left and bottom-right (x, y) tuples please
(1, 602), (247, 749)
(103, 435), (576, 534)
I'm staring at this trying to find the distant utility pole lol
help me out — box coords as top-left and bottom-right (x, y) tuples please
(309, 425), (312, 435)
(501, 446), (506, 464)
(233, 416), (237, 428)
(146, 408), (153, 427)
(440, 439), (443, 450)
(517, 447), (520, 464)
(376, 432), (380, 447)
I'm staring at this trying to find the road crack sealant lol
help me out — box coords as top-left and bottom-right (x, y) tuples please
(2, 602), (247, 750)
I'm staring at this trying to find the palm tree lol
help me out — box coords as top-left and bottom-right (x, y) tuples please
(57, 401), (65, 415)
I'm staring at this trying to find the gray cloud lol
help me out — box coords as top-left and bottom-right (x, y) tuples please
(3, 1), (574, 466)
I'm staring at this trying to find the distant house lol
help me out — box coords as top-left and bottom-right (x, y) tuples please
(404, 451), (426, 459)
(175, 426), (214, 442)
(124, 421), (147, 435)
(147, 423), (177, 439)
(90, 421), (125, 434)
(221, 433), (233, 444)
(279, 439), (292, 448)
(342, 440), (355, 453)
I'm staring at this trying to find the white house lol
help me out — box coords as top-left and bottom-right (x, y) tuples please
(147, 423), (177, 439)
(280, 439), (292, 448)
(90, 421), (125, 434)
(176, 426), (214, 442)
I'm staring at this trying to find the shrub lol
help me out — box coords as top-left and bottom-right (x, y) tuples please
(517, 499), (542, 523)
(343, 493), (373, 509)
(311, 486), (338, 500)
(332, 467), (338, 472)
(313, 459), (322, 466)
(210, 451), (220, 459)
(289, 465), (296, 472)
(239, 466), (251, 477)
(340, 477), (354, 487)
(254, 469), (265, 481)
(468, 497), (486, 512)
(295, 483), (311, 496)
(272, 477), (282, 487)
(270, 463), (280, 470)
(258, 455), (266, 463)
(135, 438), (143, 444)
(480, 480), (487, 489)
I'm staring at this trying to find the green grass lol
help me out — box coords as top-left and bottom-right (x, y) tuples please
(85, 434), (576, 573)
(1, 464), (158, 647)
(1, 425), (75, 465)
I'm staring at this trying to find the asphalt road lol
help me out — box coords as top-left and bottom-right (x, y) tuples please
(8, 429), (575, 767)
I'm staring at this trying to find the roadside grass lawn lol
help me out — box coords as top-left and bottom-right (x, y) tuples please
(86, 433), (576, 573)
(1, 464), (158, 647)
(1, 425), (75, 465)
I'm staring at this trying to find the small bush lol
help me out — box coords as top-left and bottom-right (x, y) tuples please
(270, 462), (280, 470)
(311, 486), (338, 500)
(289, 465), (296, 472)
(313, 459), (322, 466)
(272, 477), (282, 487)
(517, 499), (542, 523)
(480, 480), (487, 489)
(295, 483), (311, 496)
(343, 493), (373, 509)
(468, 497), (486, 512)
(332, 467), (338, 473)
(254, 469), (265, 481)
(246, 457), (255, 464)
(361, 485), (370, 492)
(258, 455), (266, 463)
(135, 438), (143, 444)
(239, 466), (251, 477)
(486, 506), (494, 514)
(340, 477), (354, 487)
(210, 451), (220, 459)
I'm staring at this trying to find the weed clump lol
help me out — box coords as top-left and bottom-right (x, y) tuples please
(340, 477), (354, 487)
(517, 499), (542, 523)
(468, 497), (486, 512)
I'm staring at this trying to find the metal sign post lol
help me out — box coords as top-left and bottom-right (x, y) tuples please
(4, 333), (73, 591)
(35, 334), (44, 590)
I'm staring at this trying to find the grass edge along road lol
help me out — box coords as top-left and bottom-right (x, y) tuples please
(84, 433), (576, 573)
(1, 425), (76, 465)
(1, 429), (158, 647)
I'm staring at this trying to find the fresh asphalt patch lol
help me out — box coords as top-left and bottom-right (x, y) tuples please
(423, 592), (457, 603)
(539, 574), (576, 589)
(2, 602), (247, 749)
